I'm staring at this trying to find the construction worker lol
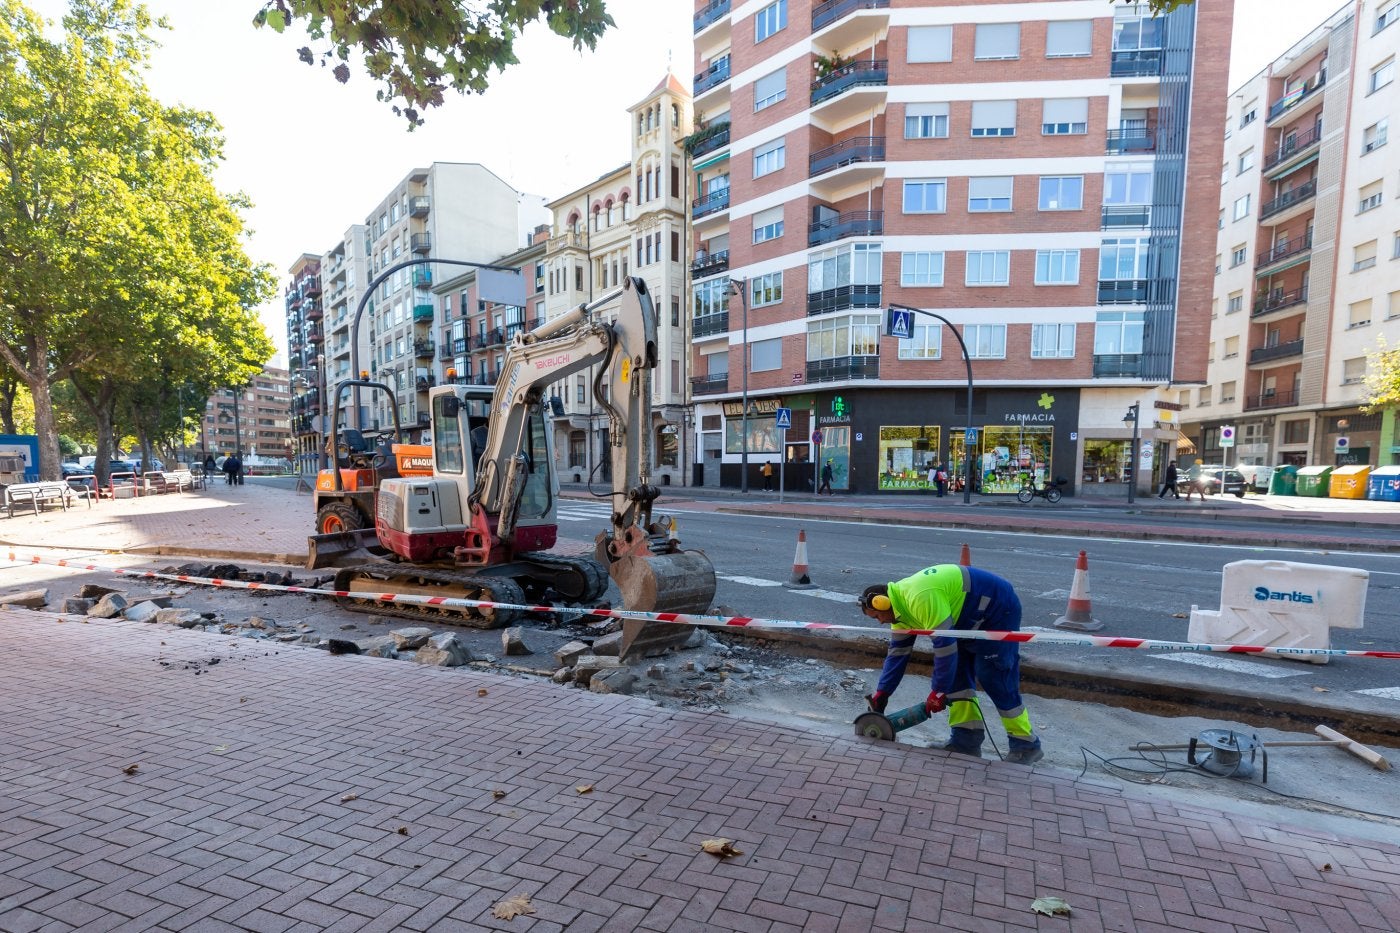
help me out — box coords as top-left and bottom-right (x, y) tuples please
(858, 565), (1043, 765)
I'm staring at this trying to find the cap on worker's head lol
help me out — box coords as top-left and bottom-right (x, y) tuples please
(859, 584), (891, 613)
(827, 458), (833, 463)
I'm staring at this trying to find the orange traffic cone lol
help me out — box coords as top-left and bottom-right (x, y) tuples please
(1054, 550), (1103, 631)
(784, 529), (815, 589)
(959, 543), (971, 566)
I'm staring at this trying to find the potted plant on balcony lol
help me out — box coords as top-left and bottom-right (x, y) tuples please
(813, 51), (850, 80)
(681, 117), (730, 156)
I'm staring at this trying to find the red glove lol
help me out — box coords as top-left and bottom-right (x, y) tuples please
(925, 691), (947, 715)
(865, 691), (889, 714)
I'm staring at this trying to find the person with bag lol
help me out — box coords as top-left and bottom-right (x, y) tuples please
(1158, 460), (1180, 499)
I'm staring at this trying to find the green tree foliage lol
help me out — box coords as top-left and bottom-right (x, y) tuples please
(1117, 0), (1195, 12)
(254, 0), (613, 125)
(1362, 335), (1400, 414)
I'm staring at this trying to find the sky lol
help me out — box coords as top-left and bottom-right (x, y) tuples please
(28, 0), (1338, 365)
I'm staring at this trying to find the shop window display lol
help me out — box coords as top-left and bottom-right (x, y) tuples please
(1082, 440), (1126, 484)
(949, 426), (1053, 494)
(725, 416), (780, 454)
(877, 426), (943, 490)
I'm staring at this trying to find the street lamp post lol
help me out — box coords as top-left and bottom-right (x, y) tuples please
(1124, 402), (1141, 504)
(728, 277), (750, 494)
(887, 303), (975, 505)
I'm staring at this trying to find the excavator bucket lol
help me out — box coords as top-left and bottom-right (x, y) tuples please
(609, 549), (717, 660)
(306, 528), (385, 570)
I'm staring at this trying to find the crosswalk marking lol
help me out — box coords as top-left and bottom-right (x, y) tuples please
(719, 574), (783, 587)
(1155, 653), (1310, 679)
(1354, 687), (1400, 701)
(556, 505), (612, 523)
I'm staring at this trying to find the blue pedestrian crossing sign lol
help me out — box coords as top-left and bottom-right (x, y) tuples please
(886, 308), (914, 339)
(774, 407), (792, 429)
(965, 428), (979, 445)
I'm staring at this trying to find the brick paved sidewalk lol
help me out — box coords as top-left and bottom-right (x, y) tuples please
(2, 613), (1397, 932)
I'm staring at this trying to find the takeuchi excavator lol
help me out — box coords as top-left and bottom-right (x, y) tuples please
(306, 276), (717, 628)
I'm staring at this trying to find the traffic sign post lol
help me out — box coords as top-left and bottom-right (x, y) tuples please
(886, 309), (914, 339)
(1220, 425), (1235, 468)
(775, 408), (792, 503)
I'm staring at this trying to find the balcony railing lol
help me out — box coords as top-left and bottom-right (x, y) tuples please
(438, 343), (454, 361)
(1106, 127), (1155, 154)
(1093, 354), (1142, 377)
(415, 377), (433, 393)
(413, 268), (433, 288)
(809, 136), (884, 177)
(807, 284), (882, 316)
(690, 125), (730, 158)
(694, 57), (731, 94)
(1252, 286), (1308, 316)
(693, 312), (730, 338)
(694, 0), (729, 31)
(409, 196), (430, 217)
(806, 356), (879, 383)
(692, 187), (730, 218)
(1250, 339), (1303, 364)
(1255, 236), (1312, 269)
(1245, 389), (1298, 411)
(303, 276), (322, 296)
(1263, 122), (1323, 171)
(812, 0), (889, 31)
(413, 303), (434, 323)
(413, 339), (435, 359)
(1259, 179), (1316, 219)
(691, 250), (730, 279)
(691, 374), (729, 395)
(1109, 48), (1162, 77)
(453, 337), (469, 355)
(811, 60), (888, 105)
(1267, 74), (1325, 122)
(808, 210), (882, 246)
(1101, 205), (1151, 229)
(304, 302), (323, 321)
(411, 233), (432, 253)
(1097, 279), (1149, 304)
(481, 327), (505, 347)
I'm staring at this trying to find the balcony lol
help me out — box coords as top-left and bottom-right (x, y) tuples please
(1101, 205), (1151, 229)
(452, 336), (469, 355)
(806, 284), (882, 316)
(692, 187), (730, 219)
(413, 303), (434, 323)
(304, 301), (322, 321)
(806, 356), (879, 383)
(694, 57), (731, 95)
(438, 343), (454, 361)
(413, 267), (433, 288)
(1106, 127), (1155, 154)
(306, 326), (323, 345)
(691, 250), (730, 279)
(1255, 236), (1312, 272)
(409, 196), (430, 217)
(411, 233), (432, 253)
(812, 0), (889, 32)
(809, 136), (884, 178)
(809, 210), (883, 246)
(691, 374), (729, 395)
(1267, 73), (1326, 124)
(1263, 122), (1322, 175)
(1097, 280), (1149, 304)
(811, 59), (888, 105)
(548, 231), (586, 253)
(481, 327), (505, 347)
(693, 0), (728, 32)
(414, 338), (435, 359)
(1245, 389), (1298, 411)
(303, 276), (322, 297)
(1259, 179), (1316, 221)
(1252, 286), (1309, 317)
(1110, 48), (1162, 77)
(689, 125), (730, 158)
(693, 312), (730, 338)
(1093, 354), (1142, 377)
(1250, 339), (1303, 365)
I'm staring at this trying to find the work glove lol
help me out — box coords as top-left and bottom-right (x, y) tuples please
(865, 691), (889, 714)
(925, 691), (948, 715)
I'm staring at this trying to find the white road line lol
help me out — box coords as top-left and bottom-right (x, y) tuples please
(1354, 687), (1400, 701)
(716, 573), (858, 602)
(718, 574), (784, 588)
(1155, 653), (1311, 678)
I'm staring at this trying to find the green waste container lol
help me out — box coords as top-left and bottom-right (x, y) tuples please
(1267, 464), (1298, 496)
(1295, 465), (1333, 497)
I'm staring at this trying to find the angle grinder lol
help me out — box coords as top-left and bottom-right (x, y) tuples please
(853, 701), (931, 741)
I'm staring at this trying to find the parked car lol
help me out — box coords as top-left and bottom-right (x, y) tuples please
(66, 459), (138, 477)
(1192, 466), (1247, 498)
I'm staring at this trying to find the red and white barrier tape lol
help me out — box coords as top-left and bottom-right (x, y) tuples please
(7, 549), (1399, 661)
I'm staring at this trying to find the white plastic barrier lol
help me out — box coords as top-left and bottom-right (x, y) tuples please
(1188, 560), (1369, 665)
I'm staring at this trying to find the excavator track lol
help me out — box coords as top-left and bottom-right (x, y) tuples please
(332, 564), (527, 629)
(518, 552), (610, 603)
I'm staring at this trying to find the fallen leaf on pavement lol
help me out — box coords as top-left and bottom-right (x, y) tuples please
(576, 784), (594, 794)
(1313, 686), (1329, 693)
(492, 789), (508, 799)
(396, 826), (409, 836)
(701, 839), (742, 858)
(492, 893), (535, 920)
(122, 764), (139, 776)
(340, 793), (358, 802)
(478, 688), (488, 697)
(1030, 896), (1071, 917)
(1320, 863), (1332, 872)
(1170, 613), (1187, 619)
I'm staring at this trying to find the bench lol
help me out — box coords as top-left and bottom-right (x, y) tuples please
(167, 470), (196, 492)
(5, 481), (84, 518)
(142, 471), (189, 495)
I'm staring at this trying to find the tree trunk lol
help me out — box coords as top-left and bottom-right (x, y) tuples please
(0, 372), (17, 436)
(72, 377), (117, 487)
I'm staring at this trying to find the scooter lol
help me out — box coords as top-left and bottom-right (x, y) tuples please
(1016, 476), (1066, 504)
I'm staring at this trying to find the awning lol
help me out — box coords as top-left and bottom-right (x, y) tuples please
(1175, 431), (1197, 454)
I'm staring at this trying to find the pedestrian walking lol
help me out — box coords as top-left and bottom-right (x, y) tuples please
(232, 454), (245, 486)
(222, 454), (235, 485)
(859, 565), (1043, 764)
(762, 461), (773, 491)
(202, 454), (216, 476)
(935, 463), (948, 498)
(818, 459), (834, 495)
(1158, 459), (1180, 499)
(1183, 469), (1204, 502)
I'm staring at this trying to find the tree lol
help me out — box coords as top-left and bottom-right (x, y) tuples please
(1362, 335), (1400, 414)
(255, 0), (613, 125)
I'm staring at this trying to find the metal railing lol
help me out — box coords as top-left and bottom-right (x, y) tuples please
(694, 0), (729, 31)
(811, 60), (888, 105)
(410, 233), (432, 253)
(690, 125), (730, 157)
(1101, 205), (1151, 229)
(1252, 286), (1308, 316)
(692, 187), (730, 218)
(693, 313), (730, 338)
(806, 284), (882, 316)
(808, 210), (882, 246)
(1245, 389), (1297, 411)
(1249, 339), (1303, 364)
(691, 374), (729, 395)
(409, 196), (430, 216)
(691, 250), (730, 279)
(1109, 49), (1162, 77)
(1260, 179), (1316, 219)
(1267, 74), (1325, 122)
(1092, 354), (1142, 377)
(413, 339), (434, 358)
(809, 136), (884, 176)
(694, 57), (731, 94)
(1106, 128), (1155, 154)
(805, 356), (879, 383)
(452, 337), (469, 354)
(1263, 122), (1322, 171)
(1097, 280), (1149, 304)
(1255, 236), (1312, 269)
(812, 0), (889, 31)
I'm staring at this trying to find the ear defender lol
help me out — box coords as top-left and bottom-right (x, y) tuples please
(871, 594), (892, 611)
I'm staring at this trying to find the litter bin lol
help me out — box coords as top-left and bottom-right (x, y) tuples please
(1295, 465), (1333, 497)
(1368, 465), (1400, 502)
(1267, 464), (1298, 496)
(1328, 464), (1371, 499)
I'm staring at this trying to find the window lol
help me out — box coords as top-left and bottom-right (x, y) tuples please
(1395, 231), (1400, 259)
(755, 0), (786, 42)
(1031, 323), (1075, 358)
(751, 338), (782, 372)
(751, 272), (783, 307)
(1099, 237), (1149, 280)
(1103, 167), (1152, 205)
(1238, 148), (1254, 173)
(1220, 381), (1236, 404)
(898, 322), (942, 359)
(753, 138), (785, 177)
(971, 100), (1016, 137)
(1349, 299), (1372, 328)
(706, 350), (729, 377)
(1358, 180), (1383, 214)
(975, 23), (1020, 60)
(1094, 310), (1145, 354)
(1112, 10), (1162, 52)
(1035, 250), (1080, 285)
(907, 25), (952, 62)
(1221, 163), (1229, 185)
(752, 206), (784, 243)
(900, 251), (945, 287)
(1223, 336), (1239, 359)
(1379, 0), (1399, 33)
(1390, 290), (1400, 318)
(1046, 19), (1092, 57)
(905, 103), (949, 139)
(1042, 98), (1088, 135)
(1240, 100), (1258, 127)
(1232, 194), (1250, 220)
(903, 179), (947, 213)
(1355, 239), (1378, 271)
(1227, 291), (1243, 314)
(1371, 58), (1395, 93)
(968, 176), (1013, 212)
(1230, 244), (1247, 267)
(964, 324), (1007, 359)
(806, 314), (881, 361)
(1039, 175), (1083, 210)
(807, 243), (882, 292)
(754, 68), (786, 111)
(1363, 119), (1389, 153)
(693, 278), (729, 318)
(965, 250), (1010, 285)
(1342, 357), (1367, 385)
